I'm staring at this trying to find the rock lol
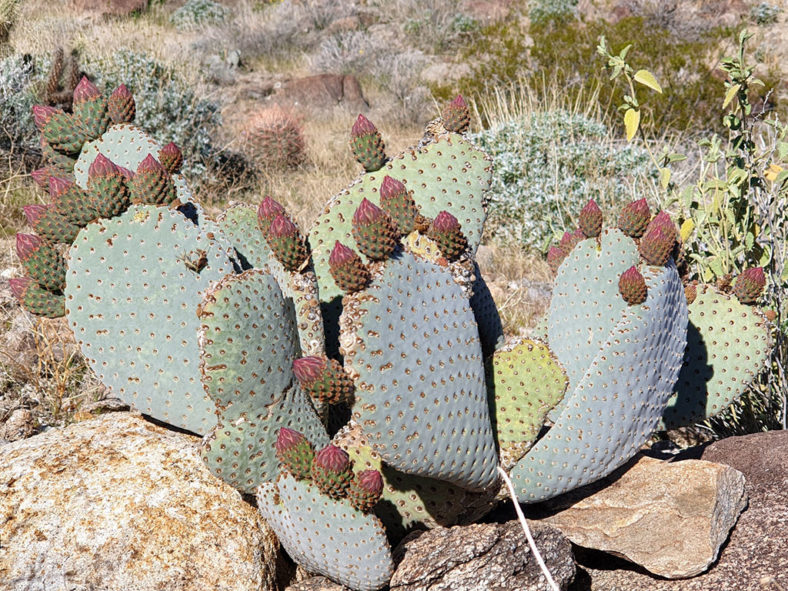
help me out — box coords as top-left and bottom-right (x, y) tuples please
(286, 576), (347, 591)
(0, 408), (36, 443)
(269, 74), (369, 112)
(0, 308), (37, 376)
(0, 413), (278, 591)
(537, 455), (746, 578)
(390, 521), (575, 591)
(71, 0), (147, 16)
(579, 432), (788, 590)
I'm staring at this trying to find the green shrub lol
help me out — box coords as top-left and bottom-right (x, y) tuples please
(170, 0), (229, 30)
(750, 2), (782, 25)
(83, 50), (221, 178)
(470, 109), (654, 251)
(433, 16), (782, 136)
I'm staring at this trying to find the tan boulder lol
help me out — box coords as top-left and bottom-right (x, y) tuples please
(537, 454), (747, 578)
(0, 412), (278, 591)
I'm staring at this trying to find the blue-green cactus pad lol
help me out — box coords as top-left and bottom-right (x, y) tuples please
(547, 229), (639, 391)
(512, 262), (687, 503)
(340, 251), (498, 491)
(488, 338), (568, 469)
(660, 286), (771, 429)
(257, 473), (393, 591)
(333, 422), (471, 540)
(216, 205), (326, 357)
(74, 123), (191, 203)
(310, 135), (491, 303)
(197, 269), (327, 491)
(201, 383), (327, 493)
(65, 204), (238, 434)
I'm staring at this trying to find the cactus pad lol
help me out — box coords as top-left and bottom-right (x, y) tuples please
(310, 135), (491, 303)
(257, 473), (393, 591)
(660, 286), (771, 429)
(340, 251), (498, 491)
(487, 338), (568, 470)
(197, 269), (328, 490)
(548, 228), (639, 392)
(512, 262), (687, 502)
(215, 204), (327, 358)
(65, 205), (238, 434)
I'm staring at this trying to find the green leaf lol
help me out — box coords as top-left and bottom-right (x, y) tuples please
(659, 167), (671, 189)
(723, 84), (740, 109)
(709, 257), (724, 279)
(633, 70), (663, 94)
(745, 230), (755, 250)
(624, 108), (640, 141)
(619, 44), (632, 59)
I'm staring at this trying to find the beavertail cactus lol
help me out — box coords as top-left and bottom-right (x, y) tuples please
(158, 142), (183, 174)
(347, 469), (384, 513)
(618, 197), (651, 238)
(293, 356), (354, 405)
(379, 175), (419, 235)
(579, 198), (603, 238)
(427, 211), (468, 261)
(312, 444), (353, 499)
(257, 195), (286, 234)
(350, 114), (386, 172)
(130, 154), (178, 205)
(733, 267), (766, 303)
(107, 84), (135, 124)
(619, 265), (647, 305)
(351, 198), (398, 260)
(276, 427), (316, 480)
(329, 241), (370, 293)
(16, 233), (65, 292)
(441, 94), (470, 133)
(72, 76), (110, 140)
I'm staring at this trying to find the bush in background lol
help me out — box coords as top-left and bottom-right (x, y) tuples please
(470, 109), (653, 251)
(0, 54), (41, 157)
(170, 0), (229, 30)
(84, 50), (221, 178)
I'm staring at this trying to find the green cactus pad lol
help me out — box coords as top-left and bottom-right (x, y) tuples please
(200, 384), (328, 493)
(65, 205), (238, 434)
(310, 136), (491, 304)
(215, 205), (327, 357)
(41, 138), (77, 173)
(257, 473), (394, 591)
(547, 228), (640, 396)
(334, 422), (473, 541)
(487, 338), (568, 470)
(660, 286), (771, 430)
(341, 251), (498, 491)
(511, 262), (687, 503)
(198, 269), (301, 412)
(74, 124), (192, 203)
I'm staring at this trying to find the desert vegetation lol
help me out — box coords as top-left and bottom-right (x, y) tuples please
(0, 0), (786, 444)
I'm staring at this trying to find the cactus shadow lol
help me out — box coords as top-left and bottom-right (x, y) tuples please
(661, 319), (713, 427)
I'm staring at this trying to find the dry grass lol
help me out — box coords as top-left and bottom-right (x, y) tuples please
(478, 243), (553, 336)
(0, 157), (44, 238)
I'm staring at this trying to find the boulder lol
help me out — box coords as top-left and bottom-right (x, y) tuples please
(390, 521), (575, 591)
(0, 412), (279, 591)
(269, 74), (369, 112)
(580, 431), (788, 590)
(536, 454), (747, 578)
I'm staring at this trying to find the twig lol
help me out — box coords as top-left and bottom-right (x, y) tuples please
(497, 466), (560, 591)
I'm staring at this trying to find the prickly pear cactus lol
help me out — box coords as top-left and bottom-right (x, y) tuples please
(65, 204), (238, 434)
(487, 337), (568, 470)
(257, 470), (393, 591)
(512, 260), (687, 502)
(310, 134), (491, 304)
(660, 284), (771, 429)
(198, 269), (328, 492)
(214, 204), (326, 358)
(340, 250), (499, 491)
